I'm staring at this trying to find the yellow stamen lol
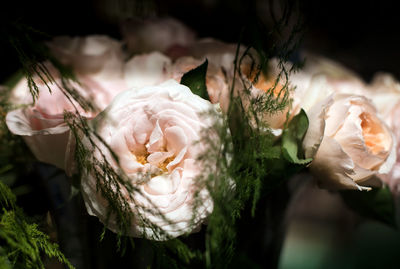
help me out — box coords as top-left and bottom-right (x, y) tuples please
(158, 156), (176, 173)
(135, 150), (175, 174)
(136, 153), (149, 165)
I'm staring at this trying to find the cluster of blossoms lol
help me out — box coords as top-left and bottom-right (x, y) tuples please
(4, 17), (400, 239)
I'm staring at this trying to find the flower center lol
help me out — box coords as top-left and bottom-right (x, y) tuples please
(360, 112), (389, 155)
(135, 147), (176, 174)
(136, 153), (149, 165)
(158, 156), (175, 172)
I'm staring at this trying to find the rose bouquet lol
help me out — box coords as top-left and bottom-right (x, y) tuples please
(1, 9), (399, 269)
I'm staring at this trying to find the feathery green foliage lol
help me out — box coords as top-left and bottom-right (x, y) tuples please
(0, 70), (73, 269)
(191, 2), (306, 267)
(0, 181), (74, 269)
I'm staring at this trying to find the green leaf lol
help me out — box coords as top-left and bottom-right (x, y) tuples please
(281, 109), (312, 164)
(180, 59), (209, 100)
(340, 186), (397, 228)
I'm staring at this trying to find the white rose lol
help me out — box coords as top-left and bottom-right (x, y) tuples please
(81, 80), (217, 240)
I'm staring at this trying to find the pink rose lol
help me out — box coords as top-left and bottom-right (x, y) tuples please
(81, 80), (217, 239)
(6, 36), (129, 170)
(6, 73), (98, 169)
(303, 94), (396, 190)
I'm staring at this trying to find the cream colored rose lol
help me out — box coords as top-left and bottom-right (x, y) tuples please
(289, 55), (399, 191)
(303, 94), (396, 190)
(81, 80), (216, 240)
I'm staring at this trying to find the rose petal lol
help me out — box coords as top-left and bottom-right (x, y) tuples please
(303, 95), (333, 159)
(6, 109), (70, 169)
(310, 136), (369, 191)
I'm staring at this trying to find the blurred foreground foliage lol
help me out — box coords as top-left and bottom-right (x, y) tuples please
(0, 180), (74, 269)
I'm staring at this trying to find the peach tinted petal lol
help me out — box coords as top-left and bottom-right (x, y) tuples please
(310, 136), (369, 191)
(334, 105), (385, 170)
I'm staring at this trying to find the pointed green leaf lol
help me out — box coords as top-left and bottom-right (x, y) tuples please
(180, 59), (209, 100)
(340, 186), (396, 228)
(281, 109), (312, 164)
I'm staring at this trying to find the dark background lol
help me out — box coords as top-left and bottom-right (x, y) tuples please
(1, 0), (399, 82)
